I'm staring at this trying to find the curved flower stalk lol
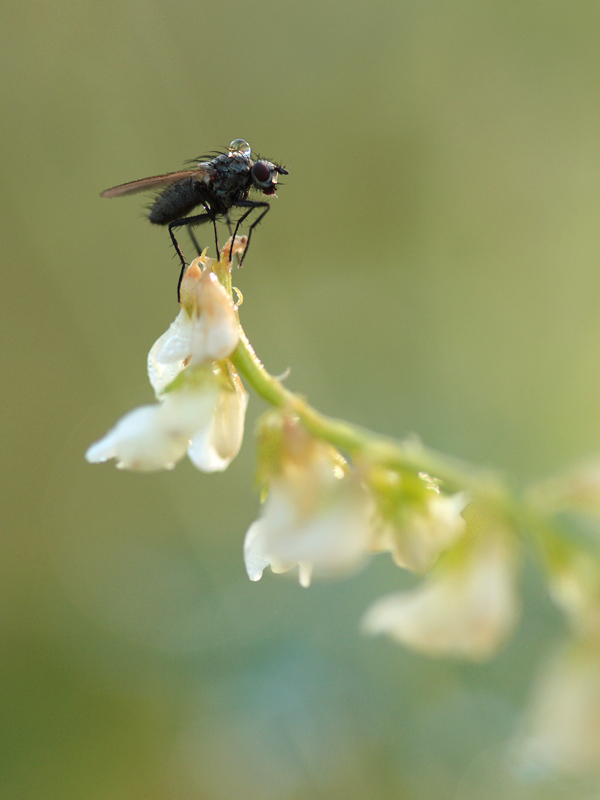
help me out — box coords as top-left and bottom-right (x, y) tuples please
(87, 239), (248, 473)
(362, 504), (521, 660)
(86, 238), (600, 777)
(244, 413), (375, 587)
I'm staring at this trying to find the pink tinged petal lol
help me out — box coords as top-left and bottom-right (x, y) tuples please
(189, 271), (239, 363)
(363, 533), (520, 661)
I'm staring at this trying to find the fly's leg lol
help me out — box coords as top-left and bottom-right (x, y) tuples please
(230, 201), (271, 265)
(169, 210), (214, 300)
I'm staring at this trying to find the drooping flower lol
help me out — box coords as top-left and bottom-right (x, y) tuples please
(148, 253), (241, 395)
(515, 637), (600, 778)
(527, 459), (600, 636)
(244, 413), (375, 587)
(87, 245), (248, 473)
(369, 467), (469, 573)
(363, 504), (521, 661)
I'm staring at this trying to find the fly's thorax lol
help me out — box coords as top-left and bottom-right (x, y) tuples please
(209, 153), (253, 207)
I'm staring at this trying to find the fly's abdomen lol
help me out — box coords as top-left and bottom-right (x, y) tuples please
(148, 178), (203, 225)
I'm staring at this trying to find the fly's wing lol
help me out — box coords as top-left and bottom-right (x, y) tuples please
(100, 165), (211, 198)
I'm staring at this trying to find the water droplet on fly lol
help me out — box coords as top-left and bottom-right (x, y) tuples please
(228, 139), (251, 158)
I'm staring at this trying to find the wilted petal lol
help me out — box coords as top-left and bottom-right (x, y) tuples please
(363, 525), (520, 661)
(516, 638), (600, 777)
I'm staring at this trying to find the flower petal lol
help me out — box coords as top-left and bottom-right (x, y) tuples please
(189, 270), (239, 363)
(243, 520), (273, 582)
(243, 475), (374, 586)
(377, 492), (469, 573)
(516, 638), (600, 777)
(187, 369), (248, 473)
(86, 386), (220, 472)
(148, 312), (191, 395)
(85, 405), (190, 471)
(363, 527), (520, 661)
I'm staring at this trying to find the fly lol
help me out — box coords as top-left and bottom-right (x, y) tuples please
(101, 139), (288, 297)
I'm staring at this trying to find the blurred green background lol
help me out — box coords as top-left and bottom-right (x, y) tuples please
(2, 0), (600, 797)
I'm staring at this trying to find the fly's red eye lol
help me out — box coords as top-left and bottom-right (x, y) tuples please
(252, 161), (271, 184)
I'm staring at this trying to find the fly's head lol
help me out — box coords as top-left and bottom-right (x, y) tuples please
(249, 159), (289, 196)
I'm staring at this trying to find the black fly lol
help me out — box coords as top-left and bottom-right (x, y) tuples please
(101, 139), (288, 297)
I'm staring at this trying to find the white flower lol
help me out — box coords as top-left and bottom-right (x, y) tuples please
(87, 360), (247, 473)
(89, 253), (248, 474)
(148, 262), (239, 395)
(85, 384), (220, 471)
(244, 418), (374, 587)
(515, 638), (600, 777)
(363, 513), (520, 661)
(374, 491), (469, 573)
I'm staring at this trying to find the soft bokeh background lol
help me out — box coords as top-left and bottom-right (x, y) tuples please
(3, 1), (600, 798)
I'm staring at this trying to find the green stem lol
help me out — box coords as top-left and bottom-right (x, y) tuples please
(232, 329), (505, 500)
(228, 300), (600, 582)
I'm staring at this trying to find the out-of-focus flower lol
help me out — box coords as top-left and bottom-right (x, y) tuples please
(545, 549), (600, 638)
(148, 257), (240, 395)
(528, 458), (600, 516)
(244, 414), (375, 587)
(528, 459), (600, 636)
(362, 505), (520, 661)
(369, 466), (469, 573)
(515, 637), (600, 778)
(85, 380), (220, 471)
